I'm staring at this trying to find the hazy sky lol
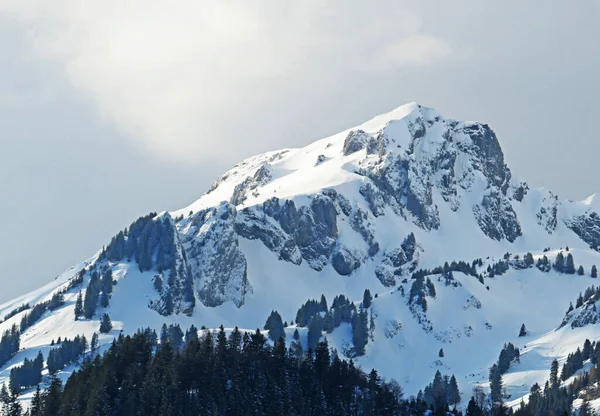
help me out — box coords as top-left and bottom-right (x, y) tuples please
(1, 1), (599, 302)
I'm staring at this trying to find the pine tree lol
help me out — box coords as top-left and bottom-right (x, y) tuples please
(592, 265), (598, 278)
(466, 396), (484, 416)
(319, 294), (328, 312)
(565, 253), (576, 274)
(576, 292), (584, 308)
(439, 348), (444, 358)
(290, 328), (303, 359)
(83, 271), (100, 318)
(167, 324), (184, 348)
(489, 364), (503, 404)
(519, 323), (527, 337)
(524, 252), (534, 268)
(431, 370), (447, 413)
(4, 387), (21, 416)
(42, 377), (63, 416)
(99, 313), (112, 334)
(91, 332), (98, 353)
(351, 308), (369, 356)
(160, 323), (168, 345)
(185, 325), (199, 343)
(30, 384), (42, 416)
(583, 339), (593, 360)
(74, 291), (83, 321)
(550, 359), (559, 388)
(264, 310), (285, 341)
(362, 289), (373, 308)
(448, 375), (461, 407)
(578, 265), (585, 276)
(554, 252), (565, 273)
(307, 318), (322, 351)
(580, 399), (591, 416)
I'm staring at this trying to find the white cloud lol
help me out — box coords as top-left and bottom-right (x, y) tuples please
(1, 1), (454, 161)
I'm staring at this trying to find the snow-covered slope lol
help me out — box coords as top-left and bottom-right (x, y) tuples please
(4, 102), (600, 408)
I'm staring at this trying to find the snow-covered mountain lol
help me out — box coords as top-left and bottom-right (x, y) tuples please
(3, 102), (600, 408)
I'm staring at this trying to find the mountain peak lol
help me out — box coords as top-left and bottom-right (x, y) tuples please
(4, 103), (600, 410)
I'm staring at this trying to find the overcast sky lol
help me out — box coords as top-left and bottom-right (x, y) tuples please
(1, 1), (599, 302)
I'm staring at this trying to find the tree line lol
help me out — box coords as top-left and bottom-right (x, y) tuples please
(10, 325), (434, 416)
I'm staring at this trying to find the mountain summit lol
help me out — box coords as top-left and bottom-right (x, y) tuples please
(2, 103), (600, 408)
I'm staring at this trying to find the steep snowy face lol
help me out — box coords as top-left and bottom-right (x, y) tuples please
(157, 102), (600, 302)
(5, 102), (600, 410)
(353, 105), (515, 236)
(187, 103), (515, 235)
(563, 194), (600, 251)
(164, 103), (527, 299)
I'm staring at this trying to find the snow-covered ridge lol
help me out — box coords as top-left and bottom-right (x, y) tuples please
(3, 102), (600, 409)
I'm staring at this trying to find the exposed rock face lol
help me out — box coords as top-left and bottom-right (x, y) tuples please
(359, 183), (386, 217)
(184, 203), (250, 307)
(536, 191), (559, 234)
(375, 233), (419, 287)
(570, 305), (599, 329)
(460, 123), (511, 193)
(566, 211), (600, 250)
(331, 247), (361, 276)
(278, 200), (299, 235)
(230, 163), (273, 206)
(315, 154), (328, 166)
(343, 130), (370, 155)
(512, 182), (529, 202)
(560, 302), (599, 329)
(350, 208), (379, 257)
(148, 217), (195, 316)
(295, 196), (338, 270)
(351, 107), (514, 234)
(235, 207), (302, 265)
(360, 155), (440, 230)
(473, 190), (522, 242)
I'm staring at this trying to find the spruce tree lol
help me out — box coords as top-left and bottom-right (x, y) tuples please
(583, 339), (593, 360)
(554, 252), (565, 273)
(524, 252), (534, 268)
(307, 318), (322, 350)
(519, 323), (527, 337)
(576, 292), (584, 308)
(185, 325), (199, 343)
(565, 253), (576, 274)
(290, 328), (303, 359)
(91, 332), (98, 353)
(351, 308), (369, 356)
(83, 271), (100, 319)
(0, 384), (8, 405)
(489, 364), (503, 404)
(580, 399), (591, 416)
(42, 377), (63, 416)
(578, 265), (585, 276)
(592, 265), (598, 278)
(448, 375), (460, 407)
(99, 313), (112, 334)
(550, 359), (559, 388)
(466, 397), (484, 416)
(362, 289), (373, 308)
(4, 387), (21, 416)
(74, 291), (83, 321)
(264, 310), (285, 341)
(439, 348), (444, 358)
(30, 384), (42, 416)
(319, 294), (328, 312)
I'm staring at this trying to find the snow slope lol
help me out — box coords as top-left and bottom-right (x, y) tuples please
(3, 102), (600, 409)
